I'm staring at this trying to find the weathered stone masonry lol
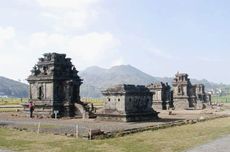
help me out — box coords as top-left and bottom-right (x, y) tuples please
(97, 84), (159, 122)
(147, 82), (174, 110)
(172, 72), (211, 110)
(26, 53), (83, 117)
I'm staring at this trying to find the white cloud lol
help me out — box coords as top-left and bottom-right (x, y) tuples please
(21, 31), (121, 69)
(0, 0), (121, 80)
(196, 56), (222, 62)
(28, 32), (121, 64)
(0, 30), (121, 80)
(147, 48), (173, 59)
(29, 32), (66, 50)
(36, 0), (101, 30)
(36, 0), (100, 10)
(68, 32), (121, 60)
(0, 27), (15, 48)
(110, 57), (124, 67)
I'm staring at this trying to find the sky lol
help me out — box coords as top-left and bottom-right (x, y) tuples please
(0, 0), (230, 84)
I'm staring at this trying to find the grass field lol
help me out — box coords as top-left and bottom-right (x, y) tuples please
(212, 95), (230, 103)
(81, 98), (104, 106)
(1, 117), (230, 152)
(0, 98), (26, 112)
(0, 97), (104, 106)
(0, 108), (22, 112)
(0, 98), (28, 105)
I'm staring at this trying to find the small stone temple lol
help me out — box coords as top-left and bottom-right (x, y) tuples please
(147, 82), (174, 110)
(193, 84), (206, 109)
(193, 84), (212, 109)
(97, 84), (159, 122)
(172, 72), (211, 110)
(25, 53), (89, 118)
(172, 72), (196, 109)
(205, 93), (212, 104)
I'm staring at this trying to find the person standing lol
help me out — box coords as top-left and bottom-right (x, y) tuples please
(28, 101), (34, 118)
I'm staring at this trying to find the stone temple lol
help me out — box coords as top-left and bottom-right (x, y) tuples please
(26, 53), (90, 118)
(172, 72), (211, 109)
(172, 72), (195, 109)
(97, 84), (159, 122)
(147, 82), (174, 110)
(193, 84), (211, 109)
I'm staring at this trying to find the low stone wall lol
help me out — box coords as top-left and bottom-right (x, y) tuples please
(173, 100), (190, 110)
(97, 111), (159, 122)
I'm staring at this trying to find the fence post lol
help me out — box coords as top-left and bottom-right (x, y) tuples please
(54, 110), (59, 119)
(37, 122), (41, 134)
(75, 124), (79, 138)
(89, 129), (92, 140)
(83, 111), (86, 120)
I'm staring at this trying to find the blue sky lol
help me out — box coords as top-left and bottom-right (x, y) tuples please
(0, 0), (230, 84)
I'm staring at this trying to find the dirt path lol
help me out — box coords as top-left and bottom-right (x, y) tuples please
(0, 149), (12, 152)
(187, 135), (230, 152)
(0, 110), (226, 138)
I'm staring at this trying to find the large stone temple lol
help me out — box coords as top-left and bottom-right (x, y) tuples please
(97, 84), (159, 122)
(26, 53), (87, 117)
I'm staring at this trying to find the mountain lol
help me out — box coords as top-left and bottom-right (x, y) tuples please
(80, 65), (157, 87)
(79, 65), (229, 98)
(79, 65), (159, 97)
(0, 76), (28, 98)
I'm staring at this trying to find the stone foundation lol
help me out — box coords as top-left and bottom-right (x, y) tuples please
(22, 101), (95, 118)
(152, 102), (163, 111)
(173, 99), (190, 110)
(97, 111), (159, 122)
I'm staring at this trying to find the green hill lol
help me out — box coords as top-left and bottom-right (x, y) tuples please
(0, 76), (28, 98)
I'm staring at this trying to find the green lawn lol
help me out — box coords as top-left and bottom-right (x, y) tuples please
(212, 95), (230, 103)
(0, 98), (26, 112)
(1, 117), (230, 152)
(0, 98), (28, 105)
(81, 98), (104, 106)
(0, 108), (22, 112)
(0, 97), (104, 106)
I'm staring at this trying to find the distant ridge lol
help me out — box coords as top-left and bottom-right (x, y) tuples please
(0, 65), (226, 98)
(79, 65), (223, 98)
(0, 76), (28, 98)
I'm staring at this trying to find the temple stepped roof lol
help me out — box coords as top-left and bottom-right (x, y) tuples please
(102, 84), (151, 94)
